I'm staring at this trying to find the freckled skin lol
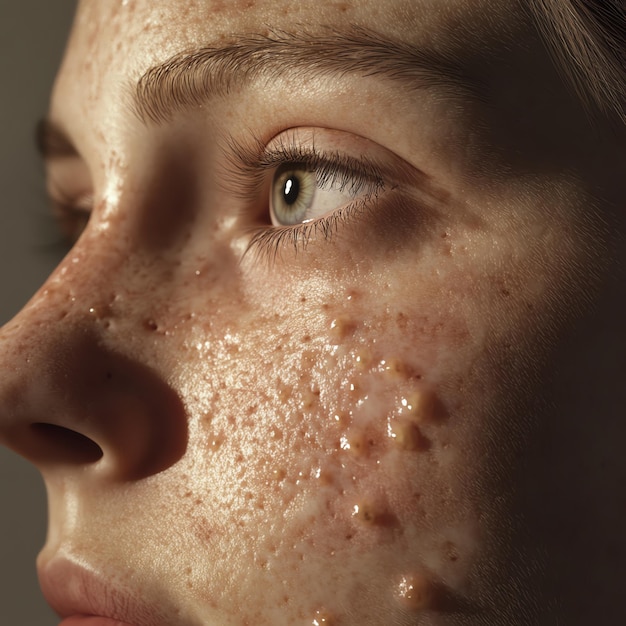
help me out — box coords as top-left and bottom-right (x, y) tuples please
(0, 0), (625, 625)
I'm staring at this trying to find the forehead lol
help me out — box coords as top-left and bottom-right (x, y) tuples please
(54, 0), (526, 157)
(63, 0), (521, 90)
(73, 0), (515, 45)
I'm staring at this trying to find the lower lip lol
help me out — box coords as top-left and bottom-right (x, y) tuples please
(59, 617), (138, 626)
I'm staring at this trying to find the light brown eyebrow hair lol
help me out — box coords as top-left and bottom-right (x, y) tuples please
(133, 26), (485, 125)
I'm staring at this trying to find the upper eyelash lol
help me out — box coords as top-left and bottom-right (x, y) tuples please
(223, 132), (386, 202)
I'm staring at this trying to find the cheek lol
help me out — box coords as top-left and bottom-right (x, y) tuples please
(136, 195), (588, 623)
(167, 276), (486, 621)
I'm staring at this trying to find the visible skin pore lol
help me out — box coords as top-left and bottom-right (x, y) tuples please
(0, 0), (625, 625)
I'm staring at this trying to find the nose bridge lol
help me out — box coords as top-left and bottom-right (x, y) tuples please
(0, 225), (189, 481)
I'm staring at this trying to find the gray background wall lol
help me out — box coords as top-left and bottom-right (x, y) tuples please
(0, 2), (77, 624)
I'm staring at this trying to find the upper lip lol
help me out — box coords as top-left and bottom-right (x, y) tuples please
(38, 554), (166, 626)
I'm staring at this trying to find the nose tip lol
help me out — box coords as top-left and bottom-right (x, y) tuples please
(0, 320), (188, 481)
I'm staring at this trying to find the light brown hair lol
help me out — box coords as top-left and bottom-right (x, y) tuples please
(530, 0), (625, 126)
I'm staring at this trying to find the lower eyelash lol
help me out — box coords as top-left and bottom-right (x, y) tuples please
(243, 192), (380, 265)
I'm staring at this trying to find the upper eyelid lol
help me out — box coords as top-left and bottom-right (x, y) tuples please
(220, 129), (400, 202)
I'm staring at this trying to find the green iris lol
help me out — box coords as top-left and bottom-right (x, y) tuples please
(271, 164), (317, 225)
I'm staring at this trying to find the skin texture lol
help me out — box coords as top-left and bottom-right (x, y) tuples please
(0, 0), (625, 624)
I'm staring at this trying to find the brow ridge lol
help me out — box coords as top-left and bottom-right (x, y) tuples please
(133, 26), (484, 125)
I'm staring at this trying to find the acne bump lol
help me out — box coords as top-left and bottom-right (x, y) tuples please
(313, 466), (335, 485)
(395, 573), (436, 612)
(312, 609), (335, 625)
(400, 389), (438, 423)
(352, 347), (373, 371)
(143, 318), (159, 331)
(209, 434), (224, 451)
(329, 316), (357, 341)
(388, 419), (429, 452)
(351, 500), (396, 527)
(300, 388), (321, 410)
(339, 431), (371, 458)
(378, 358), (411, 381)
(88, 303), (114, 320)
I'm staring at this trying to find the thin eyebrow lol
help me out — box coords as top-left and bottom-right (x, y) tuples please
(134, 26), (485, 125)
(35, 118), (79, 160)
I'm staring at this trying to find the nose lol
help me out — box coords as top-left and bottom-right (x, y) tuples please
(0, 233), (188, 482)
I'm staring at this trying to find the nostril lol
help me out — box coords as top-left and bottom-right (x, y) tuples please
(30, 423), (104, 464)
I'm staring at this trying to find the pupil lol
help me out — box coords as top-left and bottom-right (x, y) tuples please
(283, 175), (300, 205)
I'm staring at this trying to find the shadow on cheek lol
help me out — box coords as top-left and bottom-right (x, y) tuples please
(131, 140), (201, 252)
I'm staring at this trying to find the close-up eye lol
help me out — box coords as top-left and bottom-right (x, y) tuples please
(227, 127), (418, 255)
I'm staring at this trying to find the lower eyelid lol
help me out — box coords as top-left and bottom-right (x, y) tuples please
(244, 187), (387, 264)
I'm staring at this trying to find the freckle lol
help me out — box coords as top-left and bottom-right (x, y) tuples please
(271, 467), (287, 482)
(400, 389), (438, 423)
(330, 315), (357, 340)
(395, 311), (408, 330)
(389, 419), (429, 452)
(395, 573), (435, 611)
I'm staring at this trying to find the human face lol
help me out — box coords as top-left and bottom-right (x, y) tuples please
(1, 0), (625, 624)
